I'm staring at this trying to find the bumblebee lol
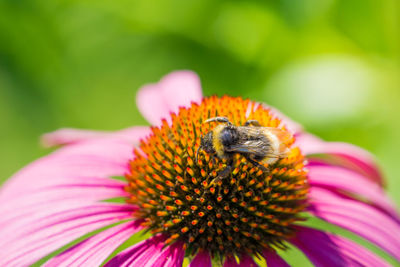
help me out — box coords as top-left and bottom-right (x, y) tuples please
(197, 117), (292, 182)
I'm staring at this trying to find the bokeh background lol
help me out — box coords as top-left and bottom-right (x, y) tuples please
(0, 0), (399, 266)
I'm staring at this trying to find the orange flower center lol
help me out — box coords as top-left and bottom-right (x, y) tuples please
(125, 96), (308, 258)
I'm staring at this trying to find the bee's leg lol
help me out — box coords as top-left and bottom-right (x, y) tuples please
(244, 155), (268, 172)
(210, 159), (233, 186)
(216, 165), (233, 179)
(244, 120), (261, 127)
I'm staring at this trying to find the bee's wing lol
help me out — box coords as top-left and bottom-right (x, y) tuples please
(238, 126), (292, 143)
(225, 142), (262, 154)
(225, 127), (292, 158)
(261, 127), (292, 158)
(225, 142), (283, 159)
(262, 127), (292, 143)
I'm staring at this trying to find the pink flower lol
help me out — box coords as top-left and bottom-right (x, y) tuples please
(1, 71), (399, 266)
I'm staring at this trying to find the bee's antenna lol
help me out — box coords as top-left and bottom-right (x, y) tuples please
(204, 117), (232, 125)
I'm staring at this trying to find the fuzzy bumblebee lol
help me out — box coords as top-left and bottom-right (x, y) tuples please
(197, 116), (292, 184)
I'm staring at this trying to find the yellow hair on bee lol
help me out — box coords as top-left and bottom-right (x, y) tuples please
(212, 125), (225, 158)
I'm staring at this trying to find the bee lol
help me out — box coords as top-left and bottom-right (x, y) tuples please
(196, 117), (292, 183)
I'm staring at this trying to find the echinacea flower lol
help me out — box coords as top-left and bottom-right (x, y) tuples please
(1, 71), (399, 267)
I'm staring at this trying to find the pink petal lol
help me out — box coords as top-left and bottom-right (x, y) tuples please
(263, 250), (290, 267)
(105, 236), (160, 267)
(0, 203), (135, 266)
(136, 71), (203, 126)
(44, 220), (142, 267)
(308, 165), (397, 217)
(0, 138), (133, 200)
(296, 133), (384, 186)
(189, 250), (212, 267)
(291, 226), (391, 267)
(0, 203), (135, 245)
(104, 235), (185, 267)
(41, 126), (150, 148)
(136, 83), (171, 126)
(309, 187), (400, 261)
(150, 240), (185, 267)
(159, 71), (202, 110)
(0, 153), (133, 238)
(223, 254), (259, 267)
(0, 177), (129, 230)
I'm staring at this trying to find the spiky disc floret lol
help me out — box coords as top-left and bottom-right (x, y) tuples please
(125, 96), (308, 259)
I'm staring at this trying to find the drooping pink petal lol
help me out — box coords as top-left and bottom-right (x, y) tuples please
(0, 203), (135, 246)
(291, 226), (391, 267)
(0, 140), (135, 239)
(308, 165), (397, 217)
(43, 220), (142, 267)
(104, 236), (159, 267)
(136, 71), (202, 125)
(188, 250), (212, 267)
(150, 240), (185, 267)
(0, 138), (134, 200)
(0, 177), (129, 230)
(104, 235), (185, 267)
(263, 250), (290, 267)
(223, 254), (259, 267)
(41, 126), (150, 148)
(309, 187), (400, 261)
(0, 203), (135, 266)
(296, 133), (383, 186)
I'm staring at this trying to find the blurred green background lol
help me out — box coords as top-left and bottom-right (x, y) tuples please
(0, 0), (399, 266)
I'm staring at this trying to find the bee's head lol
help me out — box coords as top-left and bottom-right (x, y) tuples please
(200, 132), (216, 154)
(196, 132), (216, 162)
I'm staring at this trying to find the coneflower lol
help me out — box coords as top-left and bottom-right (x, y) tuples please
(0, 71), (398, 266)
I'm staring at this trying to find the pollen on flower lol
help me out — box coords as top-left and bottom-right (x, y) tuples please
(125, 96), (309, 259)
